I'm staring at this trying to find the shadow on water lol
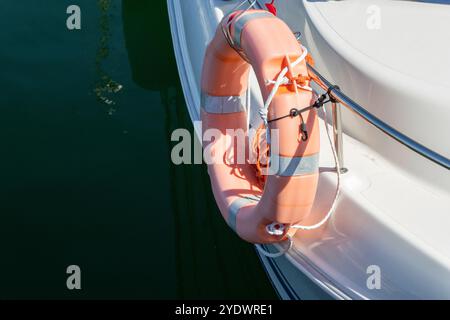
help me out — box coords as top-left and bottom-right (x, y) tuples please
(94, 0), (123, 112)
(122, 1), (277, 299)
(0, 0), (275, 299)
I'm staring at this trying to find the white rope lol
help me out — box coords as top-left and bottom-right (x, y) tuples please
(251, 45), (342, 258)
(259, 45), (309, 143)
(265, 79), (312, 93)
(290, 103), (341, 230)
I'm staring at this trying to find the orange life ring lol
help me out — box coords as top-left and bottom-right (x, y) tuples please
(201, 10), (320, 244)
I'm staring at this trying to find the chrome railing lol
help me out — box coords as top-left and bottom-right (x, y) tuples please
(225, 1), (450, 170)
(308, 64), (450, 171)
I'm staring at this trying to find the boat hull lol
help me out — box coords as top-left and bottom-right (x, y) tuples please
(168, 0), (450, 299)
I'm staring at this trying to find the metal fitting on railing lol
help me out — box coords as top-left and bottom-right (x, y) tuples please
(307, 63), (450, 171)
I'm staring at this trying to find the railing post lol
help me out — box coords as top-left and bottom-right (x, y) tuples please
(331, 102), (347, 173)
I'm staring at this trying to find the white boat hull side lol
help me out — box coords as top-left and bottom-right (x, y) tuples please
(293, 0), (450, 192)
(168, 0), (450, 299)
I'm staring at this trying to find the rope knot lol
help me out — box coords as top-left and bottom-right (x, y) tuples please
(293, 74), (310, 86)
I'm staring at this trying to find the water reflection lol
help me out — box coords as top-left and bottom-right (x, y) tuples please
(94, 0), (123, 112)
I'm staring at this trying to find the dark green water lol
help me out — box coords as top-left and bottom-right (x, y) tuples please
(0, 0), (276, 299)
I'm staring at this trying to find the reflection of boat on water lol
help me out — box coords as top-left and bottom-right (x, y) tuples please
(122, 1), (276, 298)
(168, 0), (450, 299)
(123, 0), (178, 90)
(94, 0), (123, 112)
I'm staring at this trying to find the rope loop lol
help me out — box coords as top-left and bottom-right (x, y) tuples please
(255, 235), (293, 258)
